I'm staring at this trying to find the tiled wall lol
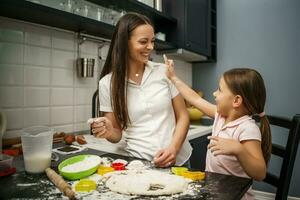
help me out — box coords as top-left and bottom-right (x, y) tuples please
(0, 17), (192, 139)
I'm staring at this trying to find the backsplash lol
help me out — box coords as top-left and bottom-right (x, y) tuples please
(0, 16), (192, 138)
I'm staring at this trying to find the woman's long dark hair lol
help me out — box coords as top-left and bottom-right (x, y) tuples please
(100, 12), (153, 130)
(223, 68), (272, 164)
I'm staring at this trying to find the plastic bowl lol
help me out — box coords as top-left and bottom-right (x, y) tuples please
(0, 153), (14, 172)
(187, 107), (204, 121)
(0, 153), (13, 172)
(58, 154), (101, 180)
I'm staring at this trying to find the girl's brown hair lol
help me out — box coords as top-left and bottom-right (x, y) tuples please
(100, 12), (153, 130)
(223, 68), (272, 164)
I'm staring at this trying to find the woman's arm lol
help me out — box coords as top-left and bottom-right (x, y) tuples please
(91, 112), (122, 143)
(154, 94), (189, 167)
(170, 94), (190, 154)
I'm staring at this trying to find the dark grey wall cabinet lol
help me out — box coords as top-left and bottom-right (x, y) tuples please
(0, 0), (177, 51)
(163, 0), (217, 62)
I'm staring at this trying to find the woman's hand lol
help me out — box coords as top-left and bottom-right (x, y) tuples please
(163, 54), (176, 79)
(153, 145), (178, 168)
(91, 117), (113, 139)
(207, 136), (242, 156)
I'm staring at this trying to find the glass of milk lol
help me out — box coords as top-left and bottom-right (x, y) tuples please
(21, 126), (54, 173)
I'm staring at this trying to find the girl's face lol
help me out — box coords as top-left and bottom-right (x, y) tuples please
(213, 76), (236, 116)
(128, 24), (155, 64)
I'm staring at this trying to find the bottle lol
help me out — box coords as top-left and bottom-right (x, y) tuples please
(154, 0), (162, 11)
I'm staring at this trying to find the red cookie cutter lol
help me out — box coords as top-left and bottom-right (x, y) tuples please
(111, 162), (125, 170)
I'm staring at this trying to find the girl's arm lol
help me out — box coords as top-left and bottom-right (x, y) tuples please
(208, 137), (267, 180)
(154, 94), (189, 167)
(236, 140), (267, 180)
(164, 55), (216, 118)
(91, 112), (122, 143)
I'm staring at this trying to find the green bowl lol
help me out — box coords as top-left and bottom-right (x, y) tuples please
(58, 154), (101, 180)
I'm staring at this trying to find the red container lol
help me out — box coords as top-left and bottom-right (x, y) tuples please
(111, 162), (125, 170)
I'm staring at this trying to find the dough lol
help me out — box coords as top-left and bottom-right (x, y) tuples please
(126, 160), (146, 170)
(104, 170), (189, 196)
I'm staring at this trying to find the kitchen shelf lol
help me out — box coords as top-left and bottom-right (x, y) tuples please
(0, 0), (176, 50)
(87, 0), (177, 25)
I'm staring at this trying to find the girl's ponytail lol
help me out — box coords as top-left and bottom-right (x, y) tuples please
(260, 115), (272, 164)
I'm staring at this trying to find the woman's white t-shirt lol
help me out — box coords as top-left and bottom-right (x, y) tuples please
(99, 61), (192, 165)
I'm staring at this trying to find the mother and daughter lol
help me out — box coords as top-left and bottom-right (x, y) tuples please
(90, 12), (271, 199)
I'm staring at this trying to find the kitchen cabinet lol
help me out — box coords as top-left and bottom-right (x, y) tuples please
(162, 0), (217, 62)
(0, 0), (177, 50)
(189, 135), (209, 170)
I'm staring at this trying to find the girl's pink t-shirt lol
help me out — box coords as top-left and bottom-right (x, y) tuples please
(205, 113), (262, 200)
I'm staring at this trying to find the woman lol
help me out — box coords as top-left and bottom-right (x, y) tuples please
(91, 12), (192, 167)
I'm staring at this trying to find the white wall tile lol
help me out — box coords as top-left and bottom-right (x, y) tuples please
(74, 76), (98, 87)
(0, 17), (24, 43)
(99, 44), (109, 60)
(51, 88), (73, 106)
(51, 106), (73, 125)
(52, 30), (74, 51)
(4, 108), (23, 130)
(75, 105), (92, 123)
(24, 45), (51, 66)
(79, 41), (99, 55)
(0, 64), (23, 85)
(51, 68), (73, 86)
(74, 123), (90, 132)
(52, 124), (74, 133)
(74, 88), (95, 105)
(24, 108), (50, 127)
(52, 49), (74, 68)
(24, 24), (51, 47)
(24, 66), (50, 86)
(0, 43), (23, 64)
(24, 87), (50, 107)
(3, 129), (22, 139)
(0, 87), (23, 108)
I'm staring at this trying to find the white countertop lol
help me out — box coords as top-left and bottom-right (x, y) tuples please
(187, 124), (212, 140)
(81, 124), (212, 155)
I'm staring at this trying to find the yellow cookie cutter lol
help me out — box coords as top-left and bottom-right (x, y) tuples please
(75, 179), (96, 192)
(171, 167), (188, 176)
(97, 165), (115, 175)
(182, 170), (205, 181)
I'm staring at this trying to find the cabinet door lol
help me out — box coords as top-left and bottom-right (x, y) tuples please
(184, 0), (210, 55)
(189, 136), (209, 170)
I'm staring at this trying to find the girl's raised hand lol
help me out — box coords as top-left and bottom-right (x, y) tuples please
(163, 54), (176, 79)
(207, 136), (242, 156)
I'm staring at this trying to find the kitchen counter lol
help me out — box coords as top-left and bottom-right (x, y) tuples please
(81, 123), (212, 156)
(0, 151), (251, 200)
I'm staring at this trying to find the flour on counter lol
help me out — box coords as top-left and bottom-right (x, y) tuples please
(61, 155), (101, 173)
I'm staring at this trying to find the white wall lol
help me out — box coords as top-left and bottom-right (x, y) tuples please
(0, 16), (192, 139)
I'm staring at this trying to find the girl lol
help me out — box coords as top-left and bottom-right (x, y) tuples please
(90, 13), (192, 168)
(164, 55), (271, 199)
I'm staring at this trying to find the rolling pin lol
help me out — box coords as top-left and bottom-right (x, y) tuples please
(45, 168), (76, 200)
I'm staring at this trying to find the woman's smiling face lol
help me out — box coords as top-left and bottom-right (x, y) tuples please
(128, 24), (155, 64)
